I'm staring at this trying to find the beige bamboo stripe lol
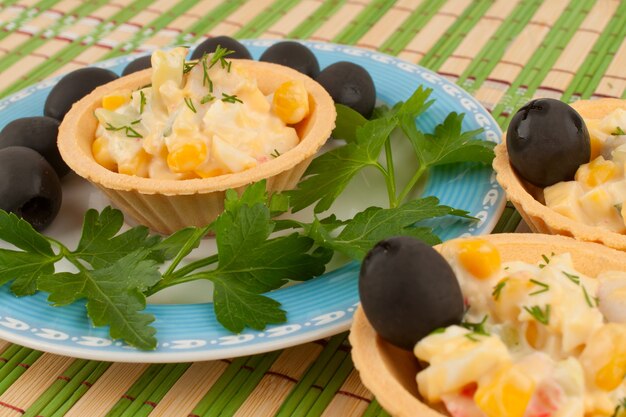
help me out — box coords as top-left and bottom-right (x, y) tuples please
(0, 8), (21, 26)
(396, 0), (471, 63)
(19, 0), (41, 7)
(263, 0), (324, 39)
(148, 0), (183, 13)
(309, 0), (372, 42)
(0, 55), (48, 91)
(540, 0), (619, 93)
(0, 354), (74, 417)
(320, 370), (373, 417)
(186, 0), (223, 18)
(51, 0), (83, 13)
(233, 343), (324, 417)
(24, 11), (59, 32)
(129, 10), (162, 26)
(64, 363), (149, 417)
(148, 361), (229, 417)
(356, 3), (421, 50)
(472, 0), (570, 107)
(438, 0), (520, 77)
(0, 340), (13, 355)
(595, 36), (626, 97)
(209, 0), (276, 38)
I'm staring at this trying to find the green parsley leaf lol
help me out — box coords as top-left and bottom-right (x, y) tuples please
(400, 111), (493, 168)
(38, 249), (161, 350)
(73, 207), (160, 269)
(332, 103), (367, 143)
(0, 210), (53, 256)
(0, 249), (56, 295)
(212, 279), (285, 332)
(306, 197), (469, 260)
(287, 117), (398, 213)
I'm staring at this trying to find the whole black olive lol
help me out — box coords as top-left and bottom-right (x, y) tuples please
(507, 98), (590, 187)
(0, 116), (68, 177)
(191, 36), (252, 60)
(259, 41), (320, 78)
(0, 146), (62, 231)
(359, 236), (464, 350)
(315, 61), (375, 118)
(44, 67), (119, 121)
(122, 55), (152, 76)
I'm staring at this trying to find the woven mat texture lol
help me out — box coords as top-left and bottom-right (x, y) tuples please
(0, 0), (624, 416)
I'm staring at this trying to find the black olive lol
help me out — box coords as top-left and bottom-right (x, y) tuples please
(191, 36), (252, 60)
(0, 116), (68, 177)
(122, 55), (152, 76)
(0, 146), (62, 231)
(259, 41), (320, 78)
(44, 67), (119, 121)
(359, 236), (464, 350)
(315, 61), (376, 118)
(507, 98), (590, 187)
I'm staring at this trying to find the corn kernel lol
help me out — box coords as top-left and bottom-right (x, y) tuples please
(167, 142), (207, 173)
(195, 167), (227, 178)
(576, 157), (618, 187)
(475, 365), (535, 417)
(458, 239), (501, 279)
(596, 354), (626, 391)
(102, 93), (130, 111)
(272, 80), (309, 124)
(92, 136), (117, 171)
(118, 149), (151, 177)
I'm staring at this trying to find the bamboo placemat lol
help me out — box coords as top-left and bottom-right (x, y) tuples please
(0, 0), (624, 415)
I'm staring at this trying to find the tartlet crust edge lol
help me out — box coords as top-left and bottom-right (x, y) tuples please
(492, 98), (626, 250)
(349, 233), (626, 417)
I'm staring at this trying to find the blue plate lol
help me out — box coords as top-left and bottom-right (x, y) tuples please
(0, 40), (504, 362)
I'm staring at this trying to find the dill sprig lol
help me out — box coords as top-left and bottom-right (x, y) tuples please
(105, 122), (143, 138)
(582, 285), (598, 308)
(613, 126), (625, 136)
(529, 279), (550, 296)
(183, 60), (198, 74)
(184, 97), (196, 113)
(523, 305), (551, 325)
(222, 93), (242, 104)
(209, 45), (235, 71)
(270, 149), (281, 158)
(461, 315), (490, 337)
(563, 271), (580, 285)
(200, 93), (215, 104)
(139, 90), (146, 114)
(492, 279), (508, 300)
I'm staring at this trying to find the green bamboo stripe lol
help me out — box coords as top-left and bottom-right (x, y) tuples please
(106, 364), (167, 416)
(48, 361), (110, 417)
(197, 353), (280, 416)
(0, 0), (22, 10)
(274, 334), (347, 417)
(116, 363), (191, 417)
(561, 0), (626, 101)
(171, 0), (248, 45)
(290, 344), (350, 416)
(304, 354), (354, 417)
(0, 350), (42, 395)
(0, 0), (156, 98)
(361, 399), (383, 417)
(234, 0), (302, 39)
(188, 357), (249, 416)
(22, 359), (93, 417)
(0, 0), (62, 42)
(333, 0), (396, 45)
(132, 363), (190, 417)
(217, 351), (282, 416)
(377, 0), (447, 55)
(0, 347), (35, 387)
(420, 0), (494, 70)
(458, 0), (544, 92)
(101, 0), (200, 59)
(288, 0), (346, 39)
(491, 203), (523, 233)
(0, 0), (110, 73)
(0, 344), (26, 368)
(492, 0), (595, 127)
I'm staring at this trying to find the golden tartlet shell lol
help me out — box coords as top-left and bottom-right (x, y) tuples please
(349, 233), (626, 417)
(58, 60), (336, 234)
(493, 98), (626, 250)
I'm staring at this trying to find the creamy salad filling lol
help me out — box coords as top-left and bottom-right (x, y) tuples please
(92, 47), (309, 179)
(544, 109), (626, 232)
(414, 239), (626, 417)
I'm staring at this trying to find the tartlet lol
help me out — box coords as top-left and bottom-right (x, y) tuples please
(349, 233), (626, 417)
(493, 98), (626, 250)
(58, 60), (335, 234)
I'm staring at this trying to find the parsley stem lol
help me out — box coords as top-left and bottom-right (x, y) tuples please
(372, 162), (395, 207)
(145, 265), (216, 296)
(384, 138), (397, 208)
(167, 252), (217, 280)
(397, 164), (427, 205)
